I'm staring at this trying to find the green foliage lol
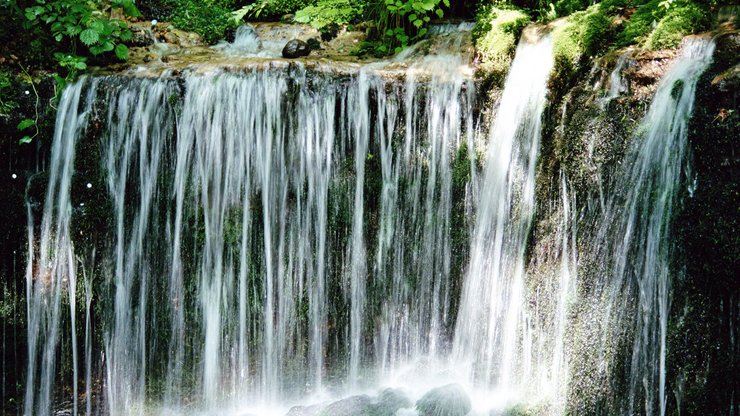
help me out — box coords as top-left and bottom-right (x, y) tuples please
(552, 5), (613, 67)
(473, 5), (530, 85)
(618, 0), (709, 49)
(646, 2), (709, 49)
(617, 0), (663, 46)
(24, 0), (139, 60)
(294, 0), (363, 29)
(0, 71), (19, 119)
(15, 65), (41, 144)
(234, 0), (312, 21)
(170, 0), (238, 44)
(554, 0), (589, 16)
(549, 4), (614, 99)
(384, 0), (449, 52)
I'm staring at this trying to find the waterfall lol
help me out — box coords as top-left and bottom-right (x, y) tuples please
(24, 79), (97, 416)
(452, 27), (553, 399)
(594, 37), (715, 416)
(24, 26), (476, 412)
(20, 18), (717, 416)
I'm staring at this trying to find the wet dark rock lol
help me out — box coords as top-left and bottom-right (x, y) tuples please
(416, 384), (471, 416)
(284, 405), (320, 416)
(320, 23), (340, 42)
(306, 38), (322, 51)
(374, 388), (412, 415)
(282, 39), (310, 59)
(319, 395), (373, 415)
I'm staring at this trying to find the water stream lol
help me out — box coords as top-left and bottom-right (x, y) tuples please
(20, 22), (717, 416)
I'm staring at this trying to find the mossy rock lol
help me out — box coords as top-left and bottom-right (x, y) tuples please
(473, 6), (531, 87)
(646, 2), (709, 49)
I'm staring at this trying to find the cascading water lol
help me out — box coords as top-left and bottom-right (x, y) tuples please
(452, 27), (554, 400)
(19, 15), (719, 416)
(24, 26), (479, 414)
(592, 37), (715, 416)
(24, 79), (98, 416)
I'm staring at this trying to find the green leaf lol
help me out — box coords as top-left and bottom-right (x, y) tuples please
(89, 20), (105, 32)
(435, 8), (444, 18)
(17, 119), (35, 131)
(115, 0), (142, 17)
(409, 14), (417, 21)
(79, 28), (99, 46)
(74, 61), (87, 70)
(385, 29), (394, 36)
(52, 74), (67, 90)
(114, 43), (129, 60)
(417, 27), (427, 37)
(118, 30), (132, 42)
(19, 136), (33, 144)
(413, 19), (423, 28)
(443, 0), (450, 6)
(55, 34), (63, 42)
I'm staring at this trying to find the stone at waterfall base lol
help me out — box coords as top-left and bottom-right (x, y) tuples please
(415, 384), (472, 416)
(282, 39), (310, 58)
(285, 388), (412, 416)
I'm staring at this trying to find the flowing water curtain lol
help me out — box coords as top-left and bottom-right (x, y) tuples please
(25, 78), (98, 416)
(373, 54), (476, 377)
(591, 38), (715, 416)
(101, 77), (179, 414)
(452, 30), (554, 396)
(26, 58), (478, 413)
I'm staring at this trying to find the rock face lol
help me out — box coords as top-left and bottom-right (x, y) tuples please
(282, 39), (310, 59)
(415, 384), (471, 416)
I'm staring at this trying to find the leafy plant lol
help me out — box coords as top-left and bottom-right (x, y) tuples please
(294, 0), (362, 30)
(170, 0), (237, 44)
(233, 0), (312, 21)
(15, 64), (40, 144)
(0, 71), (19, 119)
(24, 0), (140, 61)
(617, 0), (708, 49)
(369, 0), (449, 55)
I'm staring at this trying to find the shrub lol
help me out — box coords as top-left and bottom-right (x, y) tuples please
(617, 0), (709, 49)
(646, 2), (709, 49)
(169, 0), (237, 44)
(554, 0), (589, 17)
(235, 0), (313, 21)
(618, 0), (663, 46)
(473, 6), (531, 85)
(294, 0), (363, 29)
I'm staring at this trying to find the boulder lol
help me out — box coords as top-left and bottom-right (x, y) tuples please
(319, 395), (374, 416)
(285, 404), (321, 416)
(415, 384), (471, 416)
(374, 388), (412, 415)
(282, 39), (310, 59)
